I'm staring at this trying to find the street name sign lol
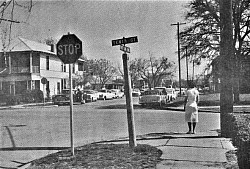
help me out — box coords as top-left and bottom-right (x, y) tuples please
(57, 33), (82, 64)
(112, 36), (138, 46)
(120, 45), (130, 53)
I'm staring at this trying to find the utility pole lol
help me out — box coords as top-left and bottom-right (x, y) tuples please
(171, 22), (186, 96)
(192, 60), (195, 81)
(185, 46), (189, 86)
(220, 0), (234, 137)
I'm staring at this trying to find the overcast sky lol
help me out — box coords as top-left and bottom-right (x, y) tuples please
(9, 0), (205, 80)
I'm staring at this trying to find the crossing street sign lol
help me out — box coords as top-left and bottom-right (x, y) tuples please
(120, 45), (130, 53)
(112, 36), (138, 46)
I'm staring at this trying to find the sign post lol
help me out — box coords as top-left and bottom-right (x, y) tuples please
(41, 77), (47, 106)
(57, 33), (82, 156)
(112, 36), (138, 148)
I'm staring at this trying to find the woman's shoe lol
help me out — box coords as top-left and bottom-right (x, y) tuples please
(192, 131), (195, 134)
(186, 131), (192, 134)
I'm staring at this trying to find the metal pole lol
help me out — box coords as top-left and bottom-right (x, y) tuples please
(43, 84), (45, 106)
(69, 63), (74, 156)
(122, 53), (137, 148)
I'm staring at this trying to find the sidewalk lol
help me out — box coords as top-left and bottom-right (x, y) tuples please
(0, 102), (58, 110)
(99, 131), (237, 169)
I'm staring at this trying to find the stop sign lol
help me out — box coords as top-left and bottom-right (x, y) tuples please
(41, 77), (47, 84)
(56, 33), (82, 64)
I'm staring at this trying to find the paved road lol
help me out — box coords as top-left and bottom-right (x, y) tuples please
(0, 97), (220, 168)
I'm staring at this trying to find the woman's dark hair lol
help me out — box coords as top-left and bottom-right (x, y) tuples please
(187, 80), (196, 88)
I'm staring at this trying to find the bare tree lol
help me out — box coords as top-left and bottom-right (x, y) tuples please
(81, 59), (117, 89)
(96, 59), (117, 88)
(0, 0), (35, 50)
(130, 53), (175, 89)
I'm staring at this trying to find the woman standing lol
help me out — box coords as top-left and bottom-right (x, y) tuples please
(184, 81), (199, 134)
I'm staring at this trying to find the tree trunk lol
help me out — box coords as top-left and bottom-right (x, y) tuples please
(233, 77), (240, 103)
(233, 51), (241, 104)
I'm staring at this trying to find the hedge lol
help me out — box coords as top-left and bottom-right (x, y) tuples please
(227, 113), (250, 169)
(1, 89), (44, 105)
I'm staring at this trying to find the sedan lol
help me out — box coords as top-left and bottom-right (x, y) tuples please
(110, 89), (124, 98)
(52, 89), (85, 105)
(83, 90), (98, 102)
(139, 89), (167, 107)
(97, 89), (115, 100)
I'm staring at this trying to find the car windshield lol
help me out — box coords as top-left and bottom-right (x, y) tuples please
(62, 90), (70, 94)
(84, 90), (94, 94)
(166, 89), (174, 93)
(143, 90), (160, 95)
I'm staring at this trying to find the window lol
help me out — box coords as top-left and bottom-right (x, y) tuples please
(73, 64), (75, 73)
(61, 63), (63, 72)
(46, 56), (49, 70)
(78, 62), (83, 71)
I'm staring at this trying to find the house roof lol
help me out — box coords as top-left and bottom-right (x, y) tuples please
(7, 37), (56, 55)
(4, 37), (85, 62)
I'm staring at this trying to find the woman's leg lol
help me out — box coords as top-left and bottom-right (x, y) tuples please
(192, 122), (196, 134)
(187, 122), (192, 133)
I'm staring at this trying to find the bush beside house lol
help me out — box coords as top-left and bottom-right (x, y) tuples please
(0, 89), (44, 105)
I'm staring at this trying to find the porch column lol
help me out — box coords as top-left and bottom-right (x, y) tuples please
(8, 53), (11, 74)
(10, 81), (15, 95)
(30, 52), (32, 73)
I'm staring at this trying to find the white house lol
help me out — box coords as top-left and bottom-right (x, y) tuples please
(0, 37), (85, 98)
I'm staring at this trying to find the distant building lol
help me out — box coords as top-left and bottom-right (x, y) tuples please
(210, 56), (250, 93)
(0, 37), (85, 98)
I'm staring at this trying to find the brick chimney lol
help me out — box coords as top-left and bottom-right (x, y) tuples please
(50, 44), (54, 52)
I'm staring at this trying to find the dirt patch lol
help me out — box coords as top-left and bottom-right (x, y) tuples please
(28, 143), (162, 169)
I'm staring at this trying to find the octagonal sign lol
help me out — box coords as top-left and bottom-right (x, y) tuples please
(56, 33), (82, 64)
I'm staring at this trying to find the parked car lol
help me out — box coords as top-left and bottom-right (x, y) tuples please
(139, 89), (167, 107)
(155, 87), (176, 102)
(132, 89), (141, 97)
(110, 89), (124, 98)
(83, 90), (98, 102)
(97, 89), (115, 100)
(52, 89), (85, 105)
(166, 88), (177, 101)
(175, 88), (186, 97)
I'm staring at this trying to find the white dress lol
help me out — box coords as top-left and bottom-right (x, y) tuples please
(185, 88), (199, 122)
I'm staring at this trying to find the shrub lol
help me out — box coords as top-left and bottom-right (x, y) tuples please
(5, 95), (21, 105)
(227, 113), (250, 169)
(3, 89), (44, 105)
(31, 89), (44, 103)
